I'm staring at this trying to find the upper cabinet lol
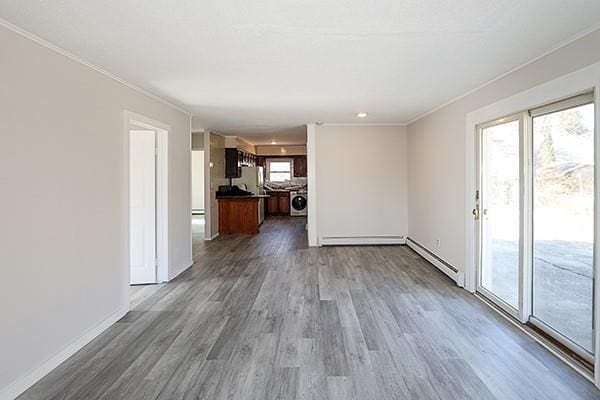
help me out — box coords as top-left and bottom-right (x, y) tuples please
(293, 156), (307, 177)
(225, 148), (257, 178)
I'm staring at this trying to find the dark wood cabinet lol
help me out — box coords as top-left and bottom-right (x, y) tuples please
(218, 197), (261, 234)
(266, 191), (290, 216)
(268, 195), (279, 215)
(293, 156), (307, 177)
(225, 148), (257, 178)
(279, 194), (290, 214)
(225, 148), (241, 178)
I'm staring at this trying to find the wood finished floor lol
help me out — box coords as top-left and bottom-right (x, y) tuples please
(20, 217), (600, 400)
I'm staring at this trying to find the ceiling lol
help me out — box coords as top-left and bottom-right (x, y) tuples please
(2, 1), (600, 143)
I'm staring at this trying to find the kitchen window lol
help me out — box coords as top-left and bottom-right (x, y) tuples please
(267, 159), (292, 182)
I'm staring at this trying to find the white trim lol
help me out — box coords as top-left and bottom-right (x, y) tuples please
(320, 235), (406, 246)
(189, 119), (194, 257)
(203, 131), (212, 241)
(0, 17), (191, 116)
(594, 82), (600, 387)
(207, 232), (220, 241)
(407, 23), (600, 125)
(0, 306), (129, 400)
(306, 124), (319, 246)
(406, 239), (465, 287)
(318, 122), (406, 127)
(520, 113), (533, 324)
(156, 128), (169, 283)
(123, 111), (170, 286)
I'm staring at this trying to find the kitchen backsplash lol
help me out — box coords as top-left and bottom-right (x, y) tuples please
(264, 178), (307, 191)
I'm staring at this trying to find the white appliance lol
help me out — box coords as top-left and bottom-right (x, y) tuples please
(235, 166), (264, 194)
(234, 166), (265, 224)
(290, 190), (308, 216)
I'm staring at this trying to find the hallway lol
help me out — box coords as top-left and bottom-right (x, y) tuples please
(20, 218), (599, 400)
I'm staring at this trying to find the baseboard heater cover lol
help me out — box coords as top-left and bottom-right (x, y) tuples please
(406, 237), (465, 287)
(320, 235), (406, 246)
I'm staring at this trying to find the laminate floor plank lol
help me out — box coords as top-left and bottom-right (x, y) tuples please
(18, 217), (600, 400)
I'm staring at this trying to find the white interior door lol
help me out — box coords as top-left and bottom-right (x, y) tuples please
(130, 130), (157, 284)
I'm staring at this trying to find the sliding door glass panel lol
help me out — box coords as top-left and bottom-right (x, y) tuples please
(532, 102), (595, 353)
(480, 120), (520, 309)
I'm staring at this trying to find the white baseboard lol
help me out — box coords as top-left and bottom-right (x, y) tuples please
(206, 232), (219, 241)
(406, 237), (465, 287)
(0, 305), (129, 400)
(320, 235), (406, 246)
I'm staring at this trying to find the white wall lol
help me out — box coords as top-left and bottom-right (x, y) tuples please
(407, 27), (600, 272)
(256, 145), (307, 156)
(0, 24), (192, 398)
(209, 132), (228, 239)
(191, 131), (204, 150)
(314, 125), (407, 245)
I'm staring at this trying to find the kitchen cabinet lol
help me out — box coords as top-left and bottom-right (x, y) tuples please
(217, 196), (268, 234)
(268, 195), (279, 215)
(266, 191), (290, 216)
(278, 194), (290, 214)
(225, 148), (257, 178)
(293, 156), (307, 177)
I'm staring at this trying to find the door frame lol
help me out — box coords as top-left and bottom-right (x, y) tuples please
(465, 64), (600, 385)
(123, 111), (169, 297)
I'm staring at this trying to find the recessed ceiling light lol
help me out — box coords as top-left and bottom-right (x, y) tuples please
(271, 140), (277, 144)
(357, 112), (368, 118)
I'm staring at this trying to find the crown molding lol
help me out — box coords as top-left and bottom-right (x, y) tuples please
(0, 17), (192, 116)
(317, 122), (407, 127)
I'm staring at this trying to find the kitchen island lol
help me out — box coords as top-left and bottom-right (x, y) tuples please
(217, 195), (269, 234)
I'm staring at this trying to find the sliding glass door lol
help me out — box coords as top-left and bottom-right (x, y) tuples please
(476, 93), (596, 361)
(478, 118), (521, 312)
(531, 98), (595, 356)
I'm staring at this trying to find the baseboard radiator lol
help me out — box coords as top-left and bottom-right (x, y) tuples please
(320, 235), (406, 246)
(406, 237), (465, 287)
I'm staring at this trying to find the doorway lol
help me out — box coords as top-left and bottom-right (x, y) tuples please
(475, 93), (596, 363)
(125, 111), (169, 298)
(191, 132), (205, 241)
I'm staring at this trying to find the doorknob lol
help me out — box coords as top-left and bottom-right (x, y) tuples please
(472, 205), (480, 220)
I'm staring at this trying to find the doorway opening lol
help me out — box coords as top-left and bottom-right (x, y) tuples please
(125, 111), (169, 306)
(191, 132), (205, 248)
(474, 93), (596, 367)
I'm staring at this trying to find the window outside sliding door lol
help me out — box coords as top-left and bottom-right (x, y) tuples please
(476, 93), (596, 361)
(531, 96), (595, 357)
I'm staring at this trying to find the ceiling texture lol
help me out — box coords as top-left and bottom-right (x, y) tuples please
(2, 0), (600, 144)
